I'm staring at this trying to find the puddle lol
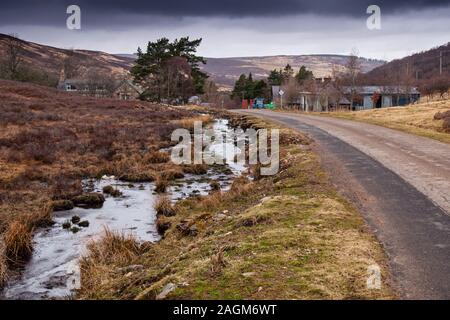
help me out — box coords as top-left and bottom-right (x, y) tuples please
(2, 119), (246, 300)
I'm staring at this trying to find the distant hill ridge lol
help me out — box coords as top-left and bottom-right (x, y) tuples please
(365, 42), (450, 83)
(0, 33), (385, 89)
(0, 33), (134, 81)
(201, 55), (385, 89)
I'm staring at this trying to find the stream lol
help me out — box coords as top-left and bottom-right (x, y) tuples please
(2, 119), (245, 300)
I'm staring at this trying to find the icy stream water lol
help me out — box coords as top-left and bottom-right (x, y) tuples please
(3, 119), (245, 299)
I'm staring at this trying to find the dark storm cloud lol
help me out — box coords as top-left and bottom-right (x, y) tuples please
(1, 0), (449, 26)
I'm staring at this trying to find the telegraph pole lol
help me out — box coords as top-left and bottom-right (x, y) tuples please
(279, 90), (284, 109)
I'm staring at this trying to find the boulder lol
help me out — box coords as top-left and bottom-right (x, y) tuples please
(71, 215), (81, 224)
(72, 193), (105, 209)
(52, 200), (74, 211)
(78, 220), (90, 228)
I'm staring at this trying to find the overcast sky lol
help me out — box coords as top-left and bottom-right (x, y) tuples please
(0, 0), (449, 60)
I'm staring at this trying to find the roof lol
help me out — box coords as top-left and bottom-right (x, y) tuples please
(61, 78), (87, 85)
(114, 79), (143, 94)
(343, 86), (420, 95)
(338, 97), (351, 104)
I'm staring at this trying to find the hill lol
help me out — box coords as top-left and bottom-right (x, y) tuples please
(1, 34), (384, 90)
(364, 42), (450, 83)
(0, 34), (134, 83)
(202, 55), (385, 89)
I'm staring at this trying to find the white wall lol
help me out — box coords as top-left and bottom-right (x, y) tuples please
(382, 95), (392, 108)
(363, 96), (373, 109)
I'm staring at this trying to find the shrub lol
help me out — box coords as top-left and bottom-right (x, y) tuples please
(102, 185), (123, 197)
(4, 221), (33, 265)
(434, 110), (450, 120)
(161, 169), (185, 181)
(23, 143), (57, 164)
(433, 110), (450, 132)
(210, 180), (221, 191)
(144, 151), (170, 164)
(72, 193), (105, 209)
(52, 176), (83, 200)
(209, 247), (227, 275)
(443, 118), (450, 133)
(0, 242), (8, 286)
(251, 163), (262, 181)
(52, 200), (74, 211)
(119, 172), (155, 183)
(182, 164), (208, 175)
(156, 216), (171, 235)
(83, 228), (144, 266)
(155, 178), (169, 193)
(79, 228), (145, 292)
(154, 196), (176, 217)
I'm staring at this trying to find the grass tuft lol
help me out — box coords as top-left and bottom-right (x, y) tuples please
(4, 221), (33, 265)
(154, 178), (169, 193)
(154, 195), (176, 217)
(79, 228), (145, 297)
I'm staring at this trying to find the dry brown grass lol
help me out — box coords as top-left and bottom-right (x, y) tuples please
(76, 115), (396, 300)
(434, 110), (450, 133)
(322, 99), (450, 143)
(0, 241), (7, 285)
(156, 216), (171, 235)
(2, 199), (52, 269)
(160, 169), (185, 181)
(209, 180), (221, 191)
(174, 114), (214, 131)
(182, 164), (208, 175)
(154, 195), (176, 217)
(154, 178), (169, 193)
(0, 79), (202, 287)
(209, 247), (227, 276)
(4, 221), (33, 264)
(144, 151), (170, 164)
(79, 228), (147, 297)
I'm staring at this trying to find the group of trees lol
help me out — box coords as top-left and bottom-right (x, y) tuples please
(230, 64), (314, 102)
(131, 37), (208, 103)
(231, 73), (270, 100)
(418, 75), (450, 99)
(268, 64), (313, 86)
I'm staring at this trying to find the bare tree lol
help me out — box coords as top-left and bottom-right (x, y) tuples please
(62, 49), (80, 80)
(202, 80), (219, 104)
(84, 68), (117, 97)
(281, 77), (301, 109)
(329, 65), (346, 111)
(346, 48), (361, 110)
(3, 34), (23, 80)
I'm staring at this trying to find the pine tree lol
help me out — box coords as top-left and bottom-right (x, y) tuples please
(232, 74), (248, 99)
(295, 65), (314, 84)
(283, 64), (294, 80)
(232, 74), (269, 100)
(268, 69), (283, 85)
(131, 37), (208, 102)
